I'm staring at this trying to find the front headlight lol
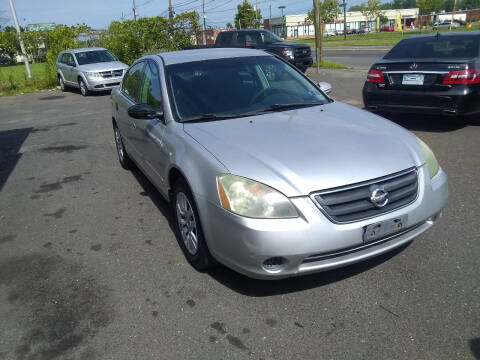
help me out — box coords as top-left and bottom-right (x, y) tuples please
(281, 49), (294, 60)
(417, 137), (440, 178)
(85, 71), (102, 79)
(217, 174), (298, 218)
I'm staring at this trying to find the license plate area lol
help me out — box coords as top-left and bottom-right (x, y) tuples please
(402, 74), (424, 85)
(363, 215), (408, 243)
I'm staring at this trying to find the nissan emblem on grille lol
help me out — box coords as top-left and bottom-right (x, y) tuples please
(369, 185), (389, 208)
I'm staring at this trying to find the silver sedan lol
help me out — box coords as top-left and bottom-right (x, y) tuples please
(111, 48), (448, 279)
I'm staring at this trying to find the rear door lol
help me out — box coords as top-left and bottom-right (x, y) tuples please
(115, 61), (146, 162)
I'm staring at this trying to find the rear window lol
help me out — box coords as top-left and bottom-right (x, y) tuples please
(384, 36), (479, 60)
(216, 32), (234, 46)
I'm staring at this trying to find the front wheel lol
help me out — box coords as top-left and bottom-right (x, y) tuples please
(173, 179), (215, 271)
(79, 78), (89, 96)
(58, 75), (67, 92)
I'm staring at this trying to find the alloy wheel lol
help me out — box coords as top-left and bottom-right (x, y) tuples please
(175, 192), (199, 255)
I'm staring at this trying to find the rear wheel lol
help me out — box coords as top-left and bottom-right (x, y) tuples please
(113, 123), (133, 169)
(79, 78), (89, 96)
(172, 179), (215, 271)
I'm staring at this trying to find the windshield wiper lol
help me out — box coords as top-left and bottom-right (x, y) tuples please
(245, 102), (324, 115)
(181, 113), (240, 123)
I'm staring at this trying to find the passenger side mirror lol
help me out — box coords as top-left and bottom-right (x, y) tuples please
(128, 104), (164, 120)
(318, 82), (332, 95)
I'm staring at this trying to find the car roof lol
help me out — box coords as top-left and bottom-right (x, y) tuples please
(158, 48), (271, 65)
(400, 31), (480, 41)
(64, 47), (108, 53)
(220, 29), (268, 33)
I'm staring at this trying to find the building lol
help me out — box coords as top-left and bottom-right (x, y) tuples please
(202, 28), (223, 45)
(265, 8), (419, 38)
(26, 23), (57, 32)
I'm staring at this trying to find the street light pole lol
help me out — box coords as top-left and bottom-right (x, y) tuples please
(133, 0), (137, 21)
(343, 0), (347, 40)
(7, 0), (31, 78)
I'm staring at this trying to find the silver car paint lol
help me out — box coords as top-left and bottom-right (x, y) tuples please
(57, 47), (128, 92)
(111, 49), (448, 279)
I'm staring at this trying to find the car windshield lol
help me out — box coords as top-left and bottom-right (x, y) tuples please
(75, 50), (117, 65)
(384, 36), (479, 59)
(165, 56), (329, 122)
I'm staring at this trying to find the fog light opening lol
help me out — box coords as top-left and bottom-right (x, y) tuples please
(262, 257), (287, 273)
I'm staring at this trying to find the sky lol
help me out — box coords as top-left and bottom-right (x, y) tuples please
(0, 0), (362, 30)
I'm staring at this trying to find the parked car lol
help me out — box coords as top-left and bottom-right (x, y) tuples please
(111, 48), (448, 279)
(363, 31), (480, 117)
(433, 20), (459, 30)
(206, 29), (312, 72)
(56, 47), (128, 96)
(323, 29), (337, 37)
(379, 25), (395, 32)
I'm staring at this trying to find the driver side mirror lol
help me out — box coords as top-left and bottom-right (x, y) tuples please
(128, 104), (164, 121)
(318, 82), (332, 95)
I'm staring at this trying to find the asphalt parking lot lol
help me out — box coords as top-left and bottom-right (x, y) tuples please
(0, 69), (479, 360)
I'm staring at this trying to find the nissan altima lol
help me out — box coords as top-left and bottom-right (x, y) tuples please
(111, 48), (448, 279)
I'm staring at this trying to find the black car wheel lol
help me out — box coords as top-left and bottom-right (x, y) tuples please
(58, 75), (67, 92)
(172, 179), (215, 271)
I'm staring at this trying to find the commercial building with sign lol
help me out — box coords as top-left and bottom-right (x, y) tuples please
(265, 8), (419, 38)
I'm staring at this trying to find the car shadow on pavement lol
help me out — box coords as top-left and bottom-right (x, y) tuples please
(470, 338), (480, 360)
(130, 167), (175, 227)
(207, 243), (411, 297)
(381, 113), (467, 132)
(0, 127), (32, 191)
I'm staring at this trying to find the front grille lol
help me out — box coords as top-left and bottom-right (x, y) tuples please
(312, 168), (418, 223)
(99, 69), (123, 78)
(295, 47), (311, 57)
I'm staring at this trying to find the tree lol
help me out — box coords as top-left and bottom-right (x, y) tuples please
(234, 0), (262, 29)
(226, 22), (233, 29)
(379, 13), (389, 25)
(306, 0), (341, 24)
(416, 0), (444, 14)
(348, 5), (363, 10)
(458, 0), (480, 9)
(359, 0), (384, 26)
(0, 29), (19, 63)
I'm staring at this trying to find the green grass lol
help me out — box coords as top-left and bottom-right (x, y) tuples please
(0, 62), (55, 96)
(294, 27), (480, 47)
(312, 60), (350, 69)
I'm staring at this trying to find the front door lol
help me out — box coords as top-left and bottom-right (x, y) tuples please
(116, 61), (146, 163)
(134, 60), (168, 191)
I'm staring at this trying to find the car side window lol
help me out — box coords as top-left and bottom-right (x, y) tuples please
(122, 62), (145, 103)
(217, 32), (233, 46)
(66, 54), (75, 66)
(139, 61), (162, 108)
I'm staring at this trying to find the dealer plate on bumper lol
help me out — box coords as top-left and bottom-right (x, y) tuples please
(363, 215), (408, 243)
(402, 74), (424, 85)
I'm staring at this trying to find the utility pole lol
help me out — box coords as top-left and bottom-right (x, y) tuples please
(202, 0), (206, 45)
(269, 4), (272, 20)
(133, 0), (137, 21)
(168, 0), (174, 19)
(7, 0), (31, 78)
(450, 0), (457, 31)
(255, 0), (258, 28)
(343, 0), (347, 40)
(313, 0), (322, 72)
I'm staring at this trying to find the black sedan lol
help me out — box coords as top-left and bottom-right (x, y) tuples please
(363, 31), (480, 118)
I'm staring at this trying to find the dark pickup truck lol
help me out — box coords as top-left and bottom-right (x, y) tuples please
(190, 29), (313, 72)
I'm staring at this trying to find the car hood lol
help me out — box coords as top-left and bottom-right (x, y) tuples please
(78, 61), (128, 72)
(183, 102), (425, 197)
(267, 41), (310, 49)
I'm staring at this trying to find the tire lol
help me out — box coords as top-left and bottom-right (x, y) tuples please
(58, 75), (67, 92)
(113, 123), (133, 170)
(172, 179), (215, 271)
(79, 78), (89, 96)
(298, 66), (308, 73)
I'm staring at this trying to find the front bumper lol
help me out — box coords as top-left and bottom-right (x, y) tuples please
(363, 82), (480, 116)
(291, 57), (313, 69)
(85, 76), (123, 91)
(197, 165), (448, 279)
